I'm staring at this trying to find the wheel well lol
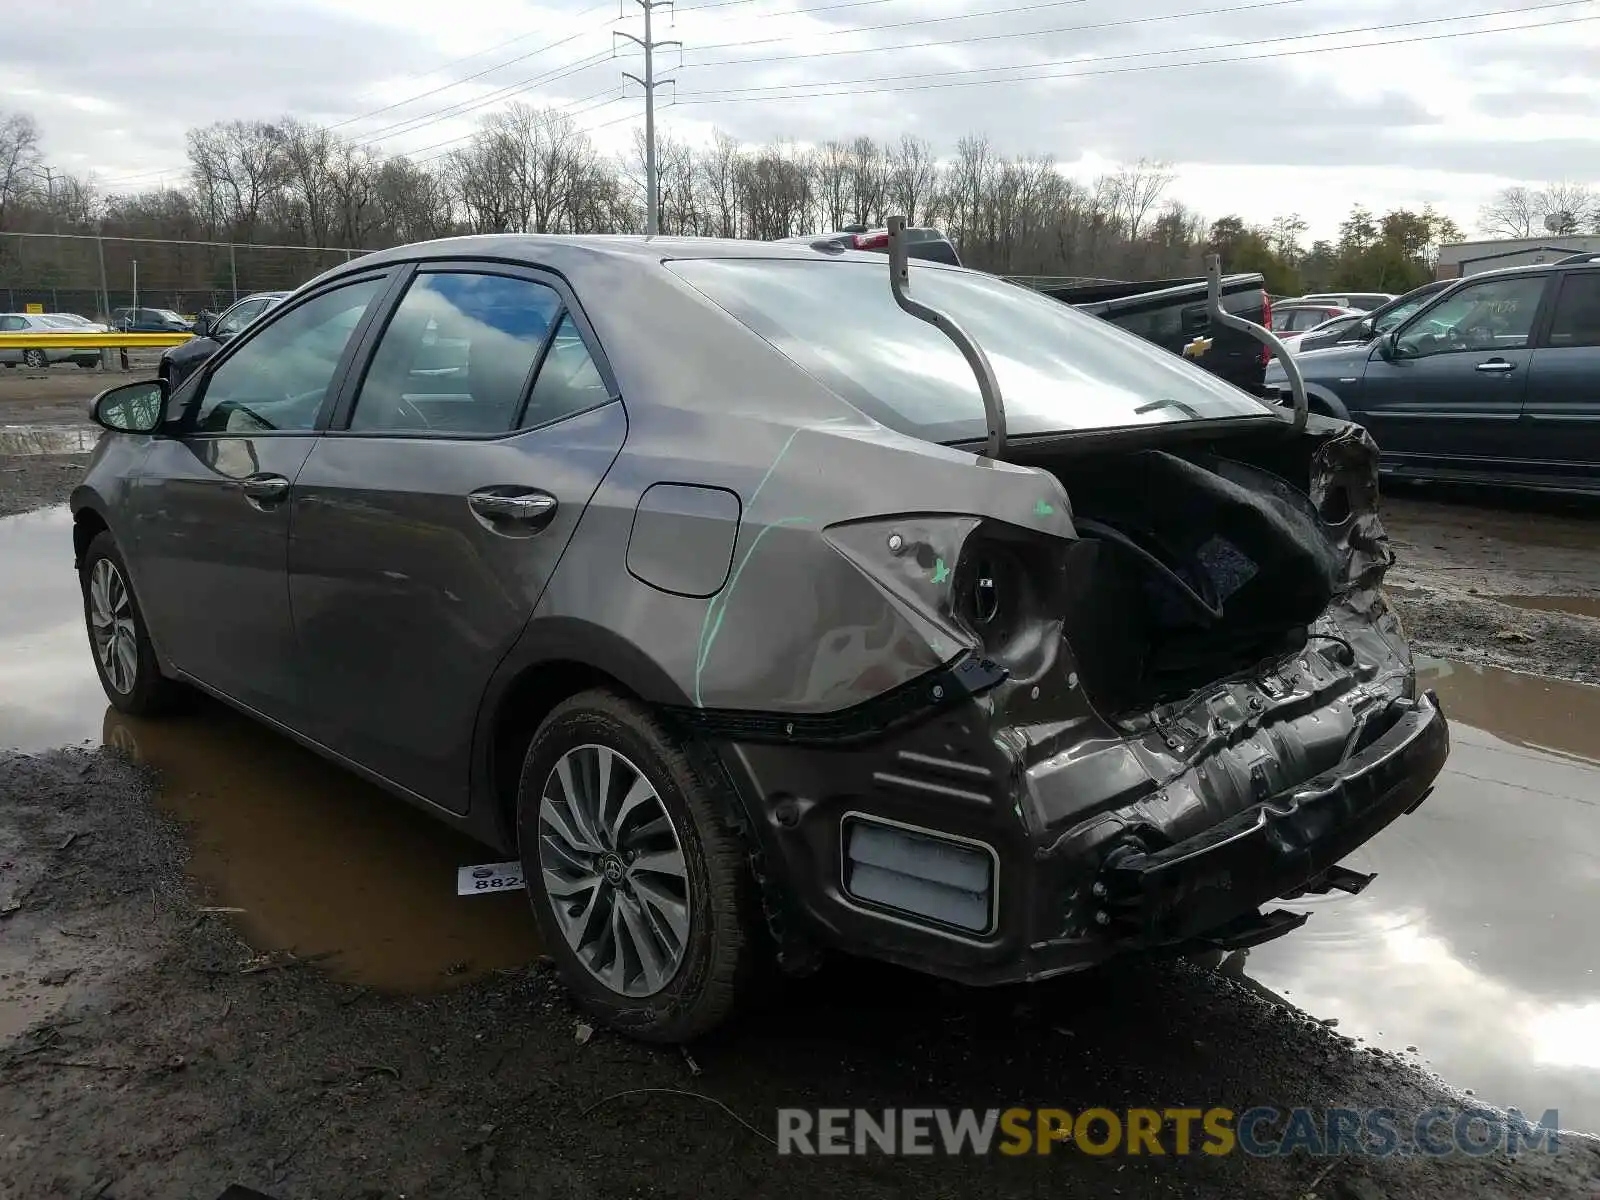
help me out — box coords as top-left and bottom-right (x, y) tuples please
(73, 509), (109, 568)
(490, 659), (636, 843)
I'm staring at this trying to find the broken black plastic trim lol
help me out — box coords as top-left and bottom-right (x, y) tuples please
(665, 653), (1009, 746)
(1094, 690), (1448, 945)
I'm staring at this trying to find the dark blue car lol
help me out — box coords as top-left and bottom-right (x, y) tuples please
(1265, 260), (1600, 494)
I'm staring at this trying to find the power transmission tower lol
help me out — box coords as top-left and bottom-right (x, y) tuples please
(616, 0), (679, 236)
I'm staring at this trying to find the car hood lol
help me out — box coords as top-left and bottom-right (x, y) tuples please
(1265, 341), (1370, 385)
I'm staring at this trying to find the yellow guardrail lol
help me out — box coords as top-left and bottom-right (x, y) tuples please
(0, 332), (194, 348)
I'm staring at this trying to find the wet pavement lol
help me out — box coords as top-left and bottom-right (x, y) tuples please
(3, 502), (1599, 1134)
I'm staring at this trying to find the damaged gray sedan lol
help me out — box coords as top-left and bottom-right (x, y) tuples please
(71, 227), (1449, 1043)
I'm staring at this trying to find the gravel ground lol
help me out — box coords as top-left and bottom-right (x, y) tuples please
(2, 377), (1598, 1199)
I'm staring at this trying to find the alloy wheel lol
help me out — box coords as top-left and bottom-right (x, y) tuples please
(23, 349), (47, 369)
(89, 558), (138, 695)
(536, 744), (691, 998)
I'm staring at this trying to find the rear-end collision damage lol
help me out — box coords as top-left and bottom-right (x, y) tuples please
(669, 233), (1449, 986)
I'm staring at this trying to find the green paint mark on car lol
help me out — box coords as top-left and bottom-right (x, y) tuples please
(931, 557), (951, 584)
(1034, 499), (1055, 517)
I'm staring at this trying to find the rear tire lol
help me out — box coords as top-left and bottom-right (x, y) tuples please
(79, 531), (186, 716)
(516, 689), (762, 1043)
(22, 349), (47, 370)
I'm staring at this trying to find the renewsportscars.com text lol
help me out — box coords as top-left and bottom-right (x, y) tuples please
(776, 1106), (1563, 1158)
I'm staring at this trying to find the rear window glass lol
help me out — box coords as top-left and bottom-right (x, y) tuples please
(667, 259), (1272, 441)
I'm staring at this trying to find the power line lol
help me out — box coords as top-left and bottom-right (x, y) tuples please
(684, 0), (1323, 69)
(686, 0), (1094, 53)
(676, 0), (900, 16)
(671, 3), (1592, 102)
(327, 4), (618, 131)
(359, 50), (616, 145)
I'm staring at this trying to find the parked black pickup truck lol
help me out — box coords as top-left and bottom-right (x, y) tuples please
(1027, 275), (1272, 395)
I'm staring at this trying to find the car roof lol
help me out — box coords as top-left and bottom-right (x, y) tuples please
(1451, 259), (1600, 284)
(341, 233), (933, 272)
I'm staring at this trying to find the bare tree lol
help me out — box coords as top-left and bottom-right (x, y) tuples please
(1478, 186), (1539, 238)
(886, 134), (937, 226)
(1104, 158), (1174, 243)
(186, 121), (283, 240)
(451, 104), (603, 235)
(1535, 181), (1594, 234)
(846, 136), (886, 228)
(812, 140), (851, 232)
(268, 119), (340, 247)
(1479, 182), (1595, 238)
(372, 157), (454, 243)
(698, 131), (743, 239)
(739, 143), (812, 240)
(0, 111), (42, 230)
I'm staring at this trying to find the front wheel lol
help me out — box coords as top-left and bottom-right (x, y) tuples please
(79, 531), (185, 716)
(516, 690), (763, 1042)
(22, 349), (48, 370)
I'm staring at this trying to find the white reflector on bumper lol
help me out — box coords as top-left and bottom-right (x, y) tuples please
(841, 815), (996, 934)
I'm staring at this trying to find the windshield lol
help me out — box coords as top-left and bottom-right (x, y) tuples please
(153, 309), (183, 321)
(668, 258), (1272, 441)
(1374, 291), (1439, 334)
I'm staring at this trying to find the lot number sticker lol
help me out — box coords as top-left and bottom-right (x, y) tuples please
(456, 861), (525, 896)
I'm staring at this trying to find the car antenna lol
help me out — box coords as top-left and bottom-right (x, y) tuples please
(887, 214), (1007, 460)
(1205, 254), (1308, 434)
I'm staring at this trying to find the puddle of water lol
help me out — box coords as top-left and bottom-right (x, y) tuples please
(1240, 659), (1600, 1132)
(103, 704), (541, 992)
(1491, 593), (1600, 622)
(0, 425), (100, 456)
(0, 505), (540, 994)
(0, 506), (100, 751)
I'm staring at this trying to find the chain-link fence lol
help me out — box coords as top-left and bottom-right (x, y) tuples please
(0, 232), (374, 321)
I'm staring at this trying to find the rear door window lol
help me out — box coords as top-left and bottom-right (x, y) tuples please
(346, 271), (562, 436)
(1546, 273), (1600, 348)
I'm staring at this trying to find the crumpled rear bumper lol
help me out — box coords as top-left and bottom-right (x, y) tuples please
(1092, 689), (1449, 947)
(713, 672), (1450, 988)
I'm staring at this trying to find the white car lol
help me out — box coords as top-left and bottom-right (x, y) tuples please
(0, 312), (104, 368)
(1274, 312), (1368, 358)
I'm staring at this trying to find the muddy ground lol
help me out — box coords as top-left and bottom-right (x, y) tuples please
(3, 368), (1599, 1199)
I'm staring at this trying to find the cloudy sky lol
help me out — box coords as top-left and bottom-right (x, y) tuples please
(8, 0), (1598, 239)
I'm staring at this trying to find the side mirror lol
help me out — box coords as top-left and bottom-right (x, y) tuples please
(1377, 330), (1401, 361)
(193, 311), (215, 337)
(90, 379), (167, 434)
(1352, 318), (1375, 342)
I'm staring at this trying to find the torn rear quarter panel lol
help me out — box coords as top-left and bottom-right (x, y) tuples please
(683, 417), (1446, 983)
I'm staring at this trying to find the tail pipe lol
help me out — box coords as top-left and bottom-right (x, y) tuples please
(887, 214), (1008, 460)
(1205, 254), (1308, 434)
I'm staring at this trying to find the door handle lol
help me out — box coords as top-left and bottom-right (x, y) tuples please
(239, 473), (290, 503)
(468, 490), (557, 524)
(1475, 360), (1516, 373)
